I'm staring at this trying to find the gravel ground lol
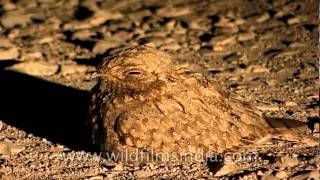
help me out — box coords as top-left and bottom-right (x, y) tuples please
(0, 0), (319, 179)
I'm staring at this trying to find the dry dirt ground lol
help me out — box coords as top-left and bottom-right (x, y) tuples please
(0, 0), (319, 179)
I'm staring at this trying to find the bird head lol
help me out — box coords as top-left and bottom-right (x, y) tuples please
(95, 45), (174, 95)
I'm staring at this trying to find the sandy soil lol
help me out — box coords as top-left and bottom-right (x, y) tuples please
(0, 0), (319, 179)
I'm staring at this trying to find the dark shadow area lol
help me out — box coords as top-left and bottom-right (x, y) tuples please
(0, 69), (99, 152)
(265, 117), (309, 129)
(74, 5), (94, 20)
(307, 117), (320, 132)
(206, 154), (224, 173)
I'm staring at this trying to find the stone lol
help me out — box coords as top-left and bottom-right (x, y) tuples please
(275, 171), (287, 179)
(93, 38), (122, 55)
(8, 62), (59, 76)
(284, 101), (298, 107)
(0, 38), (19, 60)
(0, 9), (32, 28)
(60, 64), (88, 76)
(281, 156), (299, 168)
(238, 32), (256, 42)
(256, 13), (270, 23)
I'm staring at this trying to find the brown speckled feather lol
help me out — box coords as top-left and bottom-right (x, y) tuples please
(89, 45), (319, 160)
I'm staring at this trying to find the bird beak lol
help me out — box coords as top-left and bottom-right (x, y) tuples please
(91, 72), (103, 79)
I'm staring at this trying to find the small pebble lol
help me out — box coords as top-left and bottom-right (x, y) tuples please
(93, 38), (122, 55)
(281, 156), (299, 168)
(21, 52), (43, 61)
(88, 175), (104, 180)
(211, 35), (237, 46)
(256, 13), (270, 23)
(275, 171), (287, 179)
(0, 10), (32, 28)
(8, 62), (59, 76)
(284, 101), (298, 107)
(113, 164), (124, 171)
(0, 39), (19, 60)
(238, 32), (256, 42)
(313, 123), (319, 133)
(134, 170), (154, 178)
(287, 16), (303, 25)
(60, 64), (88, 76)
(72, 29), (96, 41)
(0, 46), (19, 60)
(256, 105), (280, 112)
(156, 6), (191, 17)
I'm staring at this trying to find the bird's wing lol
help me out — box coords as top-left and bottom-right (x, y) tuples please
(205, 77), (319, 152)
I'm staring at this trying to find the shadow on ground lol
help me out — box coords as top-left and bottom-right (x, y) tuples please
(0, 69), (98, 152)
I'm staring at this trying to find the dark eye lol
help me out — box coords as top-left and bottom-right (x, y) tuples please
(125, 70), (144, 77)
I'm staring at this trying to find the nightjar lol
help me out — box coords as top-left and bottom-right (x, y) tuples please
(89, 45), (318, 161)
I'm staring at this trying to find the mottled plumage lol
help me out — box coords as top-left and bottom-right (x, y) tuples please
(89, 45), (318, 160)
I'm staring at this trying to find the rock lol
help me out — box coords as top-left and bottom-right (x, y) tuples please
(90, 11), (123, 27)
(21, 52), (43, 61)
(211, 35), (237, 47)
(72, 30), (96, 41)
(313, 123), (319, 133)
(247, 65), (270, 73)
(113, 164), (124, 171)
(256, 105), (280, 112)
(238, 32), (256, 42)
(284, 101), (298, 107)
(275, 171), (287, 179)
(2, 1), (17, 11)
(8, 62), (59, 76)
(156, 6), (191, 17)
(213, 46), (227, 52)
(0, 38), (19, 60)
(128, 9), (152, 22)
(93, 38), (122, 55)
(234, 18), (246, 26)
(214, 16), (236, 28)
(261, 175), (280, 180)
(281, 156), (299, 168)
(88, 175), (104, 180)
(275, 68), (295, 81)
(0, 46), (19, 60)
(256, 13), (270, 23)
(214, 163), (240, 177)
(274, 50), (300, 58)
(189, 19), (209, 31)
(160, 42), (181, 51)
(0, 121), (3, 131)
(165, 20), (177, 30)
(113, 30), (134, 41)
(38, 36), (55, 44)
(0, 9), (32, 28)
(64, 10), (123, 30)
(134, 170), (154, 178)
(266, 79), (278, 86)
(287, 16), (305, 25)
(60, 64), (88, 76)
(257, 170), (264, 176)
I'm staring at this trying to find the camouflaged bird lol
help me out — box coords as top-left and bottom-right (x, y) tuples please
(89, 45), (318, 161)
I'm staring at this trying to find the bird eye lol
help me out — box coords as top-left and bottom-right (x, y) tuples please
(124, 70), (144, 77)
